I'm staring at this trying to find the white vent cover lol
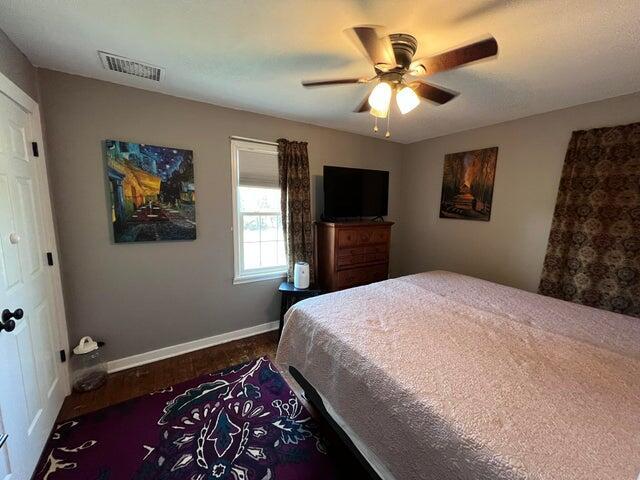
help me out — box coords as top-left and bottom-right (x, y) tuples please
(98, 51), (165, 81)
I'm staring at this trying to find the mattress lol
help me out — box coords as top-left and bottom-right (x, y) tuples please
(276, 271), (640, 480)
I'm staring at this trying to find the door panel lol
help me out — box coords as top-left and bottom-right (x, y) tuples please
(0, 174), (21, 290)
(8, 119), (28, 162)
(15, 175), (42, 276)
(33, 301), (57, 398)
(15, 318), (42, 433)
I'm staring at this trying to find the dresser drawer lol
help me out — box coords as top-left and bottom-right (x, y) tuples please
(369, 228), (390, 244)
(338, 246), (365, 256)
(365, 252), (388, 264)
(337, 229), (359, 248)
(364, 244), (388, 254)
(337, 254), (366, 268)
(337, 268), (368, 289)
(337, 264), (389, 289)
(356, 230), (371, 245)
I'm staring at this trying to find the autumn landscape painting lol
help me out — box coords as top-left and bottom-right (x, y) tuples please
(105, 140), (196, 242)
(439, 147), (498, 221)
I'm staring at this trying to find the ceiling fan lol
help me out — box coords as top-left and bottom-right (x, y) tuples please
(301, 26), (498, 138)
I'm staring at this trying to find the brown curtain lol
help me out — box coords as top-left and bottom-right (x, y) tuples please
(538, 122), (640, 317)
(277, 139), (315, 283)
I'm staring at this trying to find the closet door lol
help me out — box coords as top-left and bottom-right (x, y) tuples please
(0, 89), (66, 479)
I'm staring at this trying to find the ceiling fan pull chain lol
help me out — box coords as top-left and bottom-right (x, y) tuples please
(385, 109), (391, 138)
(373, 116), (379, 133)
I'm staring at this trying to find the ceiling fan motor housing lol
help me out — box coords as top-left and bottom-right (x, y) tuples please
(389, 33), (418, 69)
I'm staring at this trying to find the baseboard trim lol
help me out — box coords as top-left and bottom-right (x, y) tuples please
(107, 321), (279, 373)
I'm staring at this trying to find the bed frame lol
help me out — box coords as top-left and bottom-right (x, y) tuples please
(289, 366), (383, 480)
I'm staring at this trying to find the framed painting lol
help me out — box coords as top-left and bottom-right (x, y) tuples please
(439, 147), (498, 221)
(105, 139), (196, 242)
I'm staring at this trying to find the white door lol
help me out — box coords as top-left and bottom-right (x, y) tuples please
(0, 83), (68, 479)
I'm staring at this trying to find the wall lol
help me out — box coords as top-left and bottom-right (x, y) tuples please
(37, 69), (404, 362)
(36, 65), (640, 364)
(399, 91), (640, 292)
(0, 28), (38, 101)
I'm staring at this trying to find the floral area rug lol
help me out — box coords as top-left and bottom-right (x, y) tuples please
(34, 357), (335, 479)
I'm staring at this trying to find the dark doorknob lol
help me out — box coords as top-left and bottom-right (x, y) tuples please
(1, 308), (23, 333)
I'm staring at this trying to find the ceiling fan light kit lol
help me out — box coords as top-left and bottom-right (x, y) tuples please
(396, 85), (420, 114)
(370, 105), (389, 119)
(368, 81), (392, 116)
(302, 26), (498, 139)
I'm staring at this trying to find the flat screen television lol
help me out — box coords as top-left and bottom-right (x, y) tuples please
(323, 166), (389, 218)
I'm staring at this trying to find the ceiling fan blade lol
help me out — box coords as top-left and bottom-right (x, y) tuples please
(354, 93), (371, 113)
(412, 37), (498, 76)
(409, 81), (459, 105)
(301, 78), (369, 88)
(346, 26), (396, 69)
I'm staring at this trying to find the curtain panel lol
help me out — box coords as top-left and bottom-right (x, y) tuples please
(539, 122), (640, 317)
(277, 139), (315, 283)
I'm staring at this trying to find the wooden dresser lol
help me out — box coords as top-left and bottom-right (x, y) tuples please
(316, 221), (393, 292)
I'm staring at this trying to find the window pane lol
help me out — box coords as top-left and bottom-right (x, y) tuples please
(243, 242), (260, 270)
(242, 215), (260, 243)
(261, 215), (278, 241)
(260, 241), (280, 268)
(239, 186), (280, 213)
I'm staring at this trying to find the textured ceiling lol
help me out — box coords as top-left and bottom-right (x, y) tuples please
(1, 0), (639, 143)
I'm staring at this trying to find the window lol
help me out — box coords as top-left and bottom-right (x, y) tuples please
(231, 139), (286, 283)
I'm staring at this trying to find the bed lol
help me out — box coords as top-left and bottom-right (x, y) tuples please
(276, 271), (640, 480)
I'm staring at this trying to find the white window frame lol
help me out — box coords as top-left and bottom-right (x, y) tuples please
(230, 138), (287, 284)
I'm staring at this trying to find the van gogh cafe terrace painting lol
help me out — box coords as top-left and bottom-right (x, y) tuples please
(105, 140), (196, 243)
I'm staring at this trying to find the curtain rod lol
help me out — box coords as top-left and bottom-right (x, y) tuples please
(229, 135), (278, 146)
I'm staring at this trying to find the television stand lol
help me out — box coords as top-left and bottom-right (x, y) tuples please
(315, 221), (393, 292)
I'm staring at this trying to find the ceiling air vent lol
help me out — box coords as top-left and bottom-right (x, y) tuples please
(98, 51), (165, 81)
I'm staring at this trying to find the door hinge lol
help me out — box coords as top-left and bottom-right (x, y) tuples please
(32, 142), (39, 157)
(59, 349), (66, 363)
(46, 252), (54, 266)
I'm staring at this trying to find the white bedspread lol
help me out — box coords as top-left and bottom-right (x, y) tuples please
(276, 271), (640, 480)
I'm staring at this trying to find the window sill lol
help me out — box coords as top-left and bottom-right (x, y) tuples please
(233, 271), (287, 285)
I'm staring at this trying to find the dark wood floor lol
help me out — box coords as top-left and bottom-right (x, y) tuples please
(59, 330), (371, 478)
(60, 331), (279, 421)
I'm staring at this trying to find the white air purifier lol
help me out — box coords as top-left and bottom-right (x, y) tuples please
(294, 261), (310, 289)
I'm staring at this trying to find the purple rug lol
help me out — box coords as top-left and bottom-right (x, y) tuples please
(34, 357), (335, 479)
